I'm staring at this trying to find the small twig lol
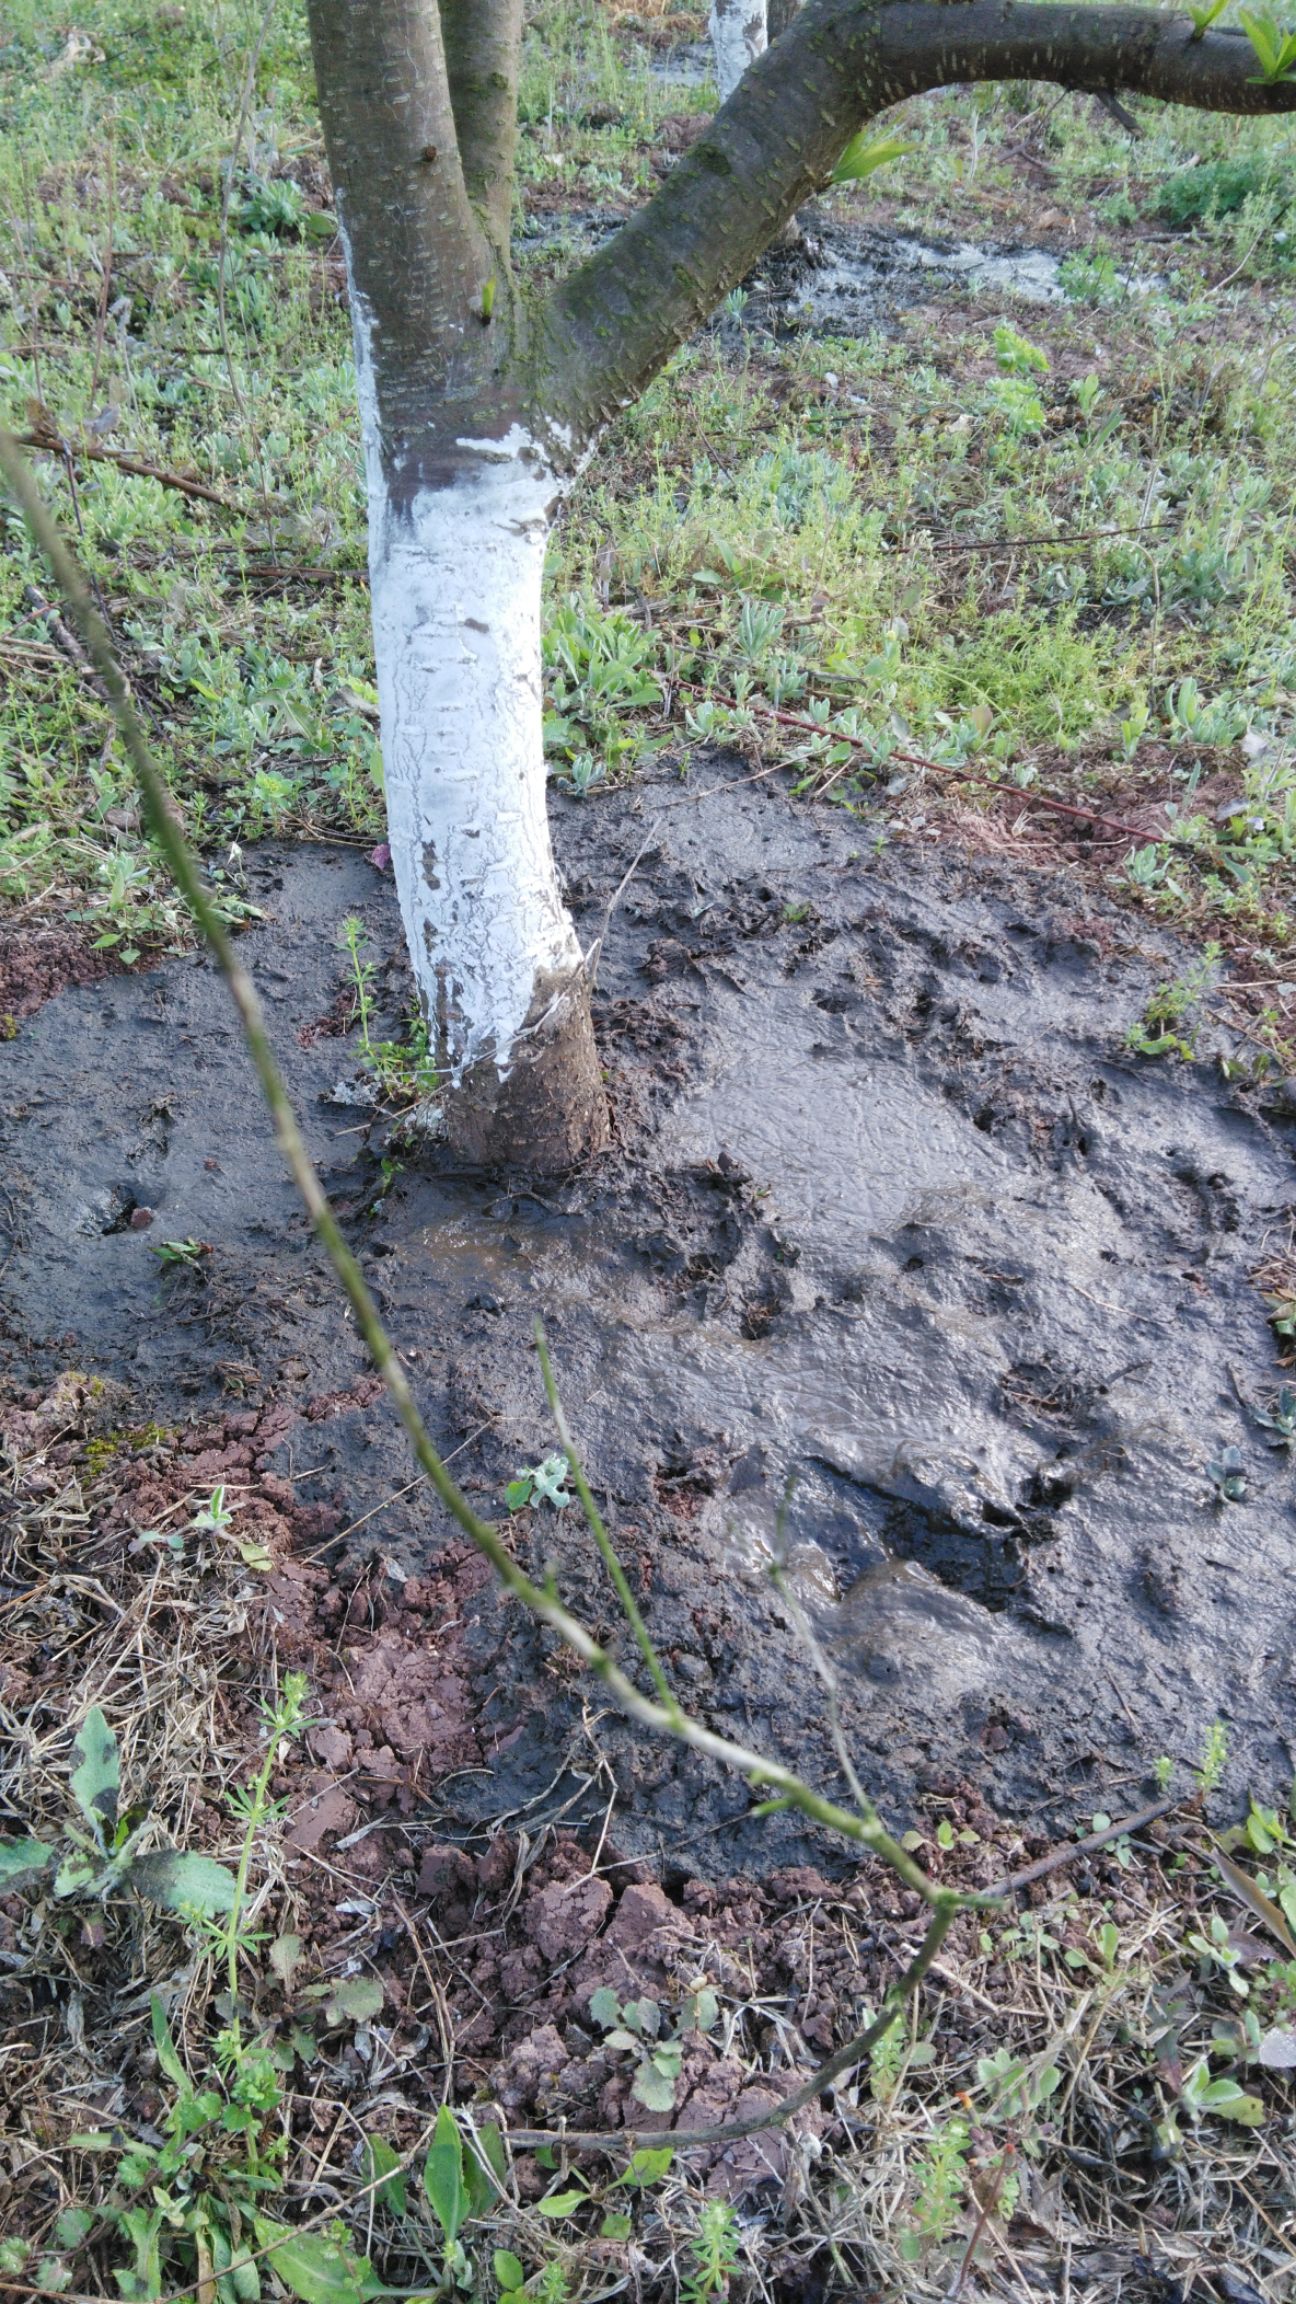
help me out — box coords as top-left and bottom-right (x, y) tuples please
(21, 583), (110, 701)
(676, 679), (1199, 852)
(14, 423), (239, 510)
(502, 1897), (958, 2151)
(988, 1792), (1181, 1894)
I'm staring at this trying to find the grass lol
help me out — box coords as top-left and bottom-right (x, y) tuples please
(4, 4), (1296, 2295)
(4, 0), (1296, 1052)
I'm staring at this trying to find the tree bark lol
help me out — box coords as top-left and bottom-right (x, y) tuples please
(711, 0), (768, 100)
(768, 0), (801, 36)
(306, 0), (607, 1171)
(537, 1), (1296, 444)
(440, 0), (526, 259)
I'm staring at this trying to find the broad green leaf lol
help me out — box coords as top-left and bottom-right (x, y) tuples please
(600, 2212), (633, 2240)
(70, 1709), (119, 1846)
(253, 2221), (378, 2304)
(462, 2129), (503, 2219)
(589, 1986), (621, 2029)
(0, 1836), (54, 1890)
(323, 1975), (384, 2027)
(504, 1479), (533, 1512)
(362, 2135), (407, 2218)
(687, 1989), (719, 2035)
(493, 2252), (525, 2290)
(130, 1851), (238, 1915)
(630, 2062), (678, 2114)
(53, 1852), (100, 1898)
(832, 132), (910, 185)
(422, 2106), (467, 2246)
(54, 2210), (93, 2250)
(622, 2146), (673, 2188)
(535, 2189), (586, 2219)
(150, 1994), (187, 2087)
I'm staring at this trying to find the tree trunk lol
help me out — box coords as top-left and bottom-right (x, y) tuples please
(365, 438), (607, 1172)
(307, 0), (607, 1172)
(710, 0), (767, 100)
(767, 0), (800, 37)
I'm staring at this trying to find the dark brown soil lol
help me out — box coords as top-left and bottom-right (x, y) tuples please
(0, 924), (118, 1026)
(3, 757), (1295, 1876)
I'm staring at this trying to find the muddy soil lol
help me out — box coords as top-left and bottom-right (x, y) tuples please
(3, 759), (1295, 1867)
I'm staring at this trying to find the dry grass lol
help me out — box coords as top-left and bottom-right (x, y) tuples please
(2, 1377), (1295, 2301)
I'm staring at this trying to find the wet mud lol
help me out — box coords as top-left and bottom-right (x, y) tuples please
(3, 758), (1295, 1866)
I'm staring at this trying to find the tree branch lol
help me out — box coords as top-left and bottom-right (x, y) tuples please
(439, 0), (526, 258)
(534, 0), (1296, 449)
(305, 0), (501, 481)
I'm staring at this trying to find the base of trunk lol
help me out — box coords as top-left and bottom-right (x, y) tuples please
(443, 966), (609, 1173)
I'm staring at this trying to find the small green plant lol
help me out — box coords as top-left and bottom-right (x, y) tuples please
(1187, 0), (1232, 36)
(153, 1236), (213, 1269)
(1239, 7), (1296, 81)
(1197, 1718), (1231, 1794)
(993, 323), (1049, 376)
(1059, 248), (1124, 303)
(1125, 946), (1219, 1059)
(682, 2201), (740, 2303)
(341, 915), (438, 1107)
(505, 1452), (574, 1512)
(543, 597), (662, 783)
(62, 1679), (327, 2303)
(832, 129), (911, 183)
(1251, 1383), (1296, 1446)
(589, 1984), (719, 2113)
(0, 1707), (239, 1915)
(900, 2113), (970, 2260)
(1177, 2051), (1265, 2123)
(1205, 1444), (1248, 1503)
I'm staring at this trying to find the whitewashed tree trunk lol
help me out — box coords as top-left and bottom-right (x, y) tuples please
(359, 414), (585, 1120)
(710, 0), (767, 100)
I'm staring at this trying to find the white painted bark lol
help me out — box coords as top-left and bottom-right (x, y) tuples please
(343, 246), (582, 1088)
(709, 0), (767, 100)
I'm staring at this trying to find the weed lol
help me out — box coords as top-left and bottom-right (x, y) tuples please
(1205, 1443), (1248, 1501)
(340, 914), (438, 1108)
(682, 2201), (741, 2301)
(61, 1676), (312, 2302)
(589, 1983), (720, 2112)
(0, 1706), (239, 1916)
(1125, 945), (1220, 1058)
(505, 1451), (574, 1511)
(1198, 1718), (1231, 1793)
(152, 1236), (213, 1269)
(543, 596), (662, 783)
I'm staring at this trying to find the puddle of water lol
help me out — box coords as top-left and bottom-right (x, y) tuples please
(650, 40), (713, 86)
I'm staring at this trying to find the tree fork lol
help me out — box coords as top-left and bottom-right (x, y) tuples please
(304, 0), (1295, 1175)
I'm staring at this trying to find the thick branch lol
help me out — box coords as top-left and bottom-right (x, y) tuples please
(439, 0), (525, 257)
(534, 0), (1296, 448)
(305, 0), (503, 486)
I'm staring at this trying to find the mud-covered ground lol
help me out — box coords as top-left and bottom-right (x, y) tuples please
(4, 757), (1295, 1877)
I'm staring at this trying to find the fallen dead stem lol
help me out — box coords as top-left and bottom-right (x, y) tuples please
(675, 677), (1200, 851)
